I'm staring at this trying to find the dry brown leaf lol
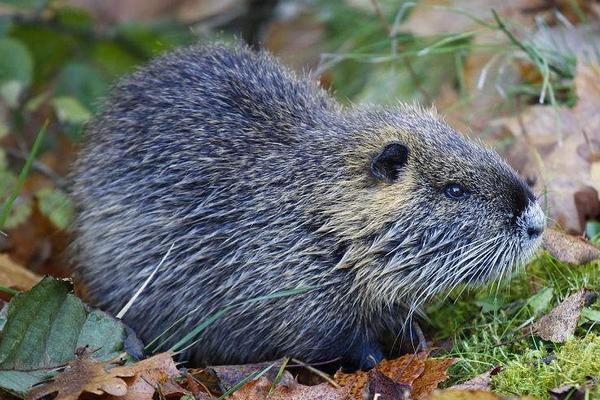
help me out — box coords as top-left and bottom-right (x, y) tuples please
(334, 353), (457, 400)
(334, 368), (368, 400)
(5, 205), (71, 278)
(107, 352), (188, 400)
(27, 353), (133, 400)
(448, 366), (501, 391)
(448, 367), (502, 392)
(229, 376), (350, 400)
(531, 289), (595, 342)
(497, 62), (600, 233)
(367, 369), (411, 399)
(411, 358), (458, 399)
(335, 352), (429, 399)
(549, 380), (595, 400)
(0, 254), (41, 292)
(27, 352), (184, 400)
(543, 228), (600, 264)
(208, 359), (287, 392)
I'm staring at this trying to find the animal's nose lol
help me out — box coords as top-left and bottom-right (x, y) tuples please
(527, 224), (543, 239)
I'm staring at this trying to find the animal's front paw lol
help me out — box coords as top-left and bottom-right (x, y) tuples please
(343, 341), (383, 371)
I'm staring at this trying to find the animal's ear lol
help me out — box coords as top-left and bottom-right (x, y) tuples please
(370, 142), (409, 183)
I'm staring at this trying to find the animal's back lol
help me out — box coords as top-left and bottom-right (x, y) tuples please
(72, 44), (356, 365)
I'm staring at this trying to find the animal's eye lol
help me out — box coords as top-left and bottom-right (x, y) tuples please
(444, 183), (470, 200)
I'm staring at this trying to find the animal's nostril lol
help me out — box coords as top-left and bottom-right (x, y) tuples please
(527, 225), (542, 239)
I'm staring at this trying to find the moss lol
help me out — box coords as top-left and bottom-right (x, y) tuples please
(492, 335), (600, 399)
(427, 254), (600, 389)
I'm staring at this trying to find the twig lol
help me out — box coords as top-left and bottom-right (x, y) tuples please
(290, 358), (341, 389)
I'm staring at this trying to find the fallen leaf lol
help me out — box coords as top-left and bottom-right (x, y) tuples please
(449, 366), (502, 391)
(208, 359), (287, 392)
(183, 372), (212, 399)
(335, 352), (428, 399)
(230, 376), (350, 400)
(334, 353), (458, 400)
(549, 381), (595, 400)
(367, 369), (410, 399)
(543, 228), (600, 264)
(0, 254), (41, 292)
(531, 289), (596, 342)
(411, 358), (458, 399)
(27, 351), (185, 400)
(27, 351), (132, 400)
(108, 353), (188, 400)
(0, 277), (133, 397)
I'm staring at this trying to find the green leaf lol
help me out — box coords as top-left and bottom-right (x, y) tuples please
(527, 287), (554, 316)
(0, 277), (127, 397)
(0, 38), (33, 87)
(10, 26), (77, 87)
(474, 297), (504, 313)
(55, 63), (108, 112)
(36, 187), (74, 229)
(23, 91), (49, 113)
(52, 96), (92, 125)
(54, 7), (94, 32)
(581, 307), (600, 323)
(92, 41), (140, 78)
(116, 21), (193, 57)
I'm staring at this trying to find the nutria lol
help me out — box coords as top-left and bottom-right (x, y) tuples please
(71, 43), (545, 369)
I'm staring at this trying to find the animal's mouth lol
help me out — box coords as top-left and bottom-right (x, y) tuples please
(457, 203), (546, 287)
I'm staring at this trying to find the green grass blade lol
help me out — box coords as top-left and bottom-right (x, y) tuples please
(216, 363), (275, 400)
(0, 122), (48, 229)
(0, 286), (19, 296)
(166, 286), (317, 353)
(168, 306), (234, 353)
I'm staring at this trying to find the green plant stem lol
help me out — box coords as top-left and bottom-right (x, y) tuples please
(0, 286), (19, 296)
(491, 9), (568, 79)
(0, 122), (48, 229)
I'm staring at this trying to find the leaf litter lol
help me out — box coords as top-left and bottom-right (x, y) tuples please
(530, 288), (597, 343)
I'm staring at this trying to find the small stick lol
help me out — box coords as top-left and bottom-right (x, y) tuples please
(290, 358), (341, 388)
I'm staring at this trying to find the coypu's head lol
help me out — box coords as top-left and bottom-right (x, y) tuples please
(322, 105), (545, 313)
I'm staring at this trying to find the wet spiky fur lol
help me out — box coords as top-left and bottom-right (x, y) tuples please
(71, 43), (545, 368)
